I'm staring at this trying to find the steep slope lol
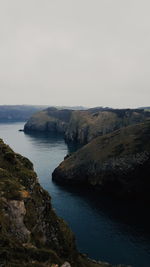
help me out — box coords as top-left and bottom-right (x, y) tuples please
(0, 139), (76, 266)
(0, 105), (86, 123)
(0, 139), (123, 267)
(52, 120), (150, 200)
(24, 107), (73, 133)
(24, 107), (150, 144)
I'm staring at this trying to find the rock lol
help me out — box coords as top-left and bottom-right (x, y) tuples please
(24, 107), (150, 144)
(0, 138), (124, 266)
(52, 120), (150, 200)
(0, 139), (77, 266)
(61, 262), (71, 267)
(3, 199), (31, 242)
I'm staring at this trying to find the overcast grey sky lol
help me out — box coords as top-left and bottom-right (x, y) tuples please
(0, 0), (150, 108)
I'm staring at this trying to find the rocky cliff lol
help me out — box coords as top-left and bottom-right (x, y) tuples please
(24, 107), (150, 144)
(0, 139), (125, 267)
(52, 120), (150, 200)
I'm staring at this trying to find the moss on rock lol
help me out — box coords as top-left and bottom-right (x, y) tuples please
(0, 139), (123, 267)
(52, 120), (150, 201)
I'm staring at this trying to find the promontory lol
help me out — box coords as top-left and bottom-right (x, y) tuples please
(24, 107), (150, 144)
(0, 138), (128, 266)
(52, 120), (150, 201)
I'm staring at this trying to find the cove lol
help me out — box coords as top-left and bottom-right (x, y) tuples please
(0, 122), (150, 267)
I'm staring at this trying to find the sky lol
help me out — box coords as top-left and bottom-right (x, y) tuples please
(0, 0), (150, 108)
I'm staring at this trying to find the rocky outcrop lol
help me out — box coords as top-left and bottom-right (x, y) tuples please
(24, 107), (72, 133)
(52, 120), (150, 200)
(3, 199), (31, 243)
(0, 139), (126, 267)
(24, 107), (150, 144)
(0, 138), (77, 266)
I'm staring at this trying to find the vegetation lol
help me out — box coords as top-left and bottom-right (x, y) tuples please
(24, 107), (150, 144)
(53, 120), (150, 201)
(0, 139), (124, 267)
(0, 105), (86, 123)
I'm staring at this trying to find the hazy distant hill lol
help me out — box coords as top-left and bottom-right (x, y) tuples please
(138, 107), (150, 111)
(56, 105), (87, 110)
(0, 105), (87, 122)
(0, 105), (49, 122)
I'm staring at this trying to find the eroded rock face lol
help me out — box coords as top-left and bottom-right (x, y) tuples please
(61, 262), (71, 267)
(24, 108), (72, 134)
(0, 139), (77, 266)
(24, 107), (150, 144)
(2, 198), (30, 243)
(0, 139), (123, 267)
(52, 120), (150, 200)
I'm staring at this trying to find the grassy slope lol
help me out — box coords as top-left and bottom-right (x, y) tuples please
(0, 139), (119, 267)
(25, 108), (150, 144)
(53, 120), (150, 198)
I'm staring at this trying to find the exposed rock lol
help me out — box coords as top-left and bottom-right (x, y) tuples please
(2, 198), (30, 243)
(0, 138), (125, 266)
(61, 262), (71, 267)
(24, 107), (150, 144)
(24, 108), (72, 133)
(52, 120), (150, 200)
(0, 138), (78, 266)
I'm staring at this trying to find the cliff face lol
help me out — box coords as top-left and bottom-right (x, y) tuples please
(52, 120), (150, 200)
(0, 139), (118, 267)
(24, 107), (73, 133)
(0, 139), (78, 266)
(24, 107), (150, 144)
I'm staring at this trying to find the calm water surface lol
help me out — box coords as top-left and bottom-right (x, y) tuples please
(0, 122), (150, 267)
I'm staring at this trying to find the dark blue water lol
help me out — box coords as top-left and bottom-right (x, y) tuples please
(0, 122), (150, 267)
